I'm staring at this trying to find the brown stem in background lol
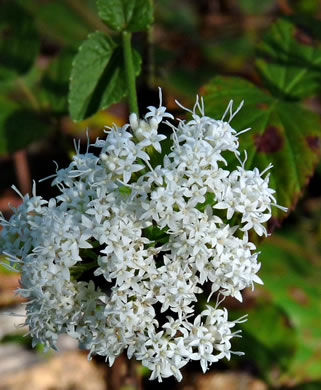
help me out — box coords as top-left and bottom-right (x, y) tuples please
(66, 0), (109, 33)
(107, 354), (126, 390)
(16, 78), (40, 111)
(13, 150), (31, 195)
(277, 0), (293, 15)
(125, 358), (141, 390)
(218, 0), (232, 14)
(107, 354), (141, 390)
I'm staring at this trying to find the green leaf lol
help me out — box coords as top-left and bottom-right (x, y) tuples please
(156, 0), (197, 34)
(1, 333), (33, 347)
(257, 231), (321, 382)
(96, 0), (153, 32)
(256, 18), (321, 100)
(69, 31), (141, 121)
(0, 63), (45, 102)
(0, 67), (17, 92)
(286, 14), (321, 41)
(230, 303), (297, 383)
(196, 193), (215, 212)
(0, 97), (53, 154)
(18, 0), (95, 46)
(289, 383), (321, 390)
(0, 2), (40, 78)
(203, 35), (255, 72)
(42, 48), (76, 114)
(229, 230), (321, 385)
(70, 259), (98, 281)
(143, 225), (169, 244)
(202, 76), (321, 222)
(292, 0), (321, 15)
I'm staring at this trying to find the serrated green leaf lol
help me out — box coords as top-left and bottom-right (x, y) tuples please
(256, 18), (321, 100)
(0, 97), (53, 154)
(69, 31), (141, 121)
(202, 76), (321, 221)
(97, 0), (153, 32)
(0, 2), (40, 77)
(69, 32), (116, 121)
(42, 48), (76, 114)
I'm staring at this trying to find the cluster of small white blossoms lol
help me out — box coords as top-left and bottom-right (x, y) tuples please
(0, 90), (286, 382)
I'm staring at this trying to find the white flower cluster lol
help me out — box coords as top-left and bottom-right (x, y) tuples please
(0, 90), (286, 382)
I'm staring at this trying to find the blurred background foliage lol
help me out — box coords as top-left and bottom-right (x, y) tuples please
(0, 0), (321, 389)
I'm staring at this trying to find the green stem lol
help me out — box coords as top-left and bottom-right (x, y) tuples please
(146, 2), (155, 90)
(122, 31), (139, 116)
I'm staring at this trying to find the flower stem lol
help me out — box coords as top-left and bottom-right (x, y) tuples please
(122, 31), (139, 116)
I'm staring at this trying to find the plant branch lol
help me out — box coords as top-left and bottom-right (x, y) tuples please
(66, 0), (109, 32)
(16, 78), (40, 111)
